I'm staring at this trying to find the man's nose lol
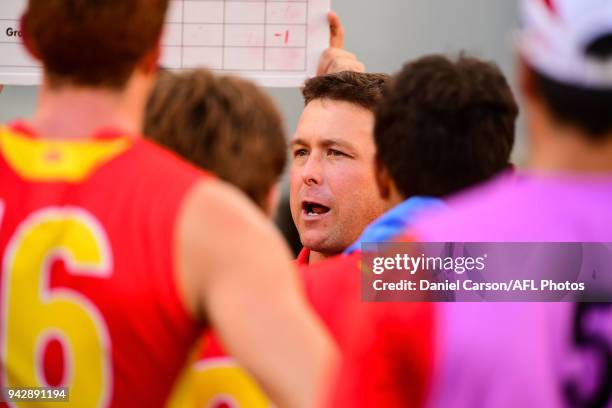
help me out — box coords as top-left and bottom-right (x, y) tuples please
(301, 155), (323, 186)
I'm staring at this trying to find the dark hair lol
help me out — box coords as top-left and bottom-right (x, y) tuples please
(530, 55), (612, 142)
(145, 70), (287, 210)
(302, 71), (390, 112)
(23, 0), (169, 88)
(375, 54), (518, 199)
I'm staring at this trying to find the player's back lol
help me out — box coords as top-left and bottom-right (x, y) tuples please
(411, 173), (612, 408)
(414, 172), (612, 241)
(333, 173), (612, 408)
(0, 123), (205, 407)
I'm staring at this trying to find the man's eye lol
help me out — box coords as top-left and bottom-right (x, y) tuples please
(328, 149), (347, 157)
(294, 149), (308, 158)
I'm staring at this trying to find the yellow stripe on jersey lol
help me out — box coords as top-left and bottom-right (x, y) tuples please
(0, 126), (131, 182)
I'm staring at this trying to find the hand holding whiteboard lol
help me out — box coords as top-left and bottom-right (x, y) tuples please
(317, 11), (366, 75)
(0, 0), (330, 87)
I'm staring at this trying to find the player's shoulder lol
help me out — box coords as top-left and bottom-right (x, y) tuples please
(129, 138), (210, 181)
(177, 177), (281, 276)
(179, 178), (268, 233)
(95, 138), (213, 224)
(410, 172), (541, 241)
(177, 177), (292, 320)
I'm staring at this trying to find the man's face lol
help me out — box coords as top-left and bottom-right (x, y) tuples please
(290, 99), (386, 256)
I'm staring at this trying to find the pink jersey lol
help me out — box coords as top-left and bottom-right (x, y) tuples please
(334, 172), (612, 408)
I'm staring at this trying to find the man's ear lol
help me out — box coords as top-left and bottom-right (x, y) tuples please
(20, 14), (41, 61)
(265, 183), (281, 219)
(139, 38), (162, 75)
(519, 56), (549, 115)
(375, 157), (392, 200)
(518, 57), (538, 102)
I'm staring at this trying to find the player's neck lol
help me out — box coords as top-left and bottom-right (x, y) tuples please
(384, 188), (405, 212)
(28, 75), (151, 140)
(530, 126), (612, 174)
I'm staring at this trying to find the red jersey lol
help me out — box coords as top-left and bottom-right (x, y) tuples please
(305, 253), (434, 408)
(0, 124), (207, 407)
(295, 247), (310, 266)
(169, 251), (433, 408)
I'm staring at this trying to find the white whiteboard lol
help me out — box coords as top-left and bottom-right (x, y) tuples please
(0, 0), (330, 87)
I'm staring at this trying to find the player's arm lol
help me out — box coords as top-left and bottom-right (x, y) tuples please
(177, 179), (338, 408)
(317, 12), (366, 75)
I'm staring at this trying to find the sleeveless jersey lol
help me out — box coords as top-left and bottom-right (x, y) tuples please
(0, 123), (207, 407)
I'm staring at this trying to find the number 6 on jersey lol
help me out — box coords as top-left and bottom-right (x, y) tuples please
(2, 207), (112, 407)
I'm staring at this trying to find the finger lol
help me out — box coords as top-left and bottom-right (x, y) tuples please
(328, 11), (345, 49)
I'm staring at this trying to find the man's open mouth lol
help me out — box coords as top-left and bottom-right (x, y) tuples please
(302, 201), (331, 217)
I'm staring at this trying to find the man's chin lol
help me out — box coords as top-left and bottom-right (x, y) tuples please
(300, 231), (344, 256)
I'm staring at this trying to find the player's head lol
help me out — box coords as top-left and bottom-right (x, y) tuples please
(290, 71), (389, 258)
(22, 0), (169, 89)
(145, 69), (287, 216)
(374, 54), (517, 205)
(518, 0), (612, 149)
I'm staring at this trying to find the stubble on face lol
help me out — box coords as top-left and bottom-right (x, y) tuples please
(290, 99), (387, 259)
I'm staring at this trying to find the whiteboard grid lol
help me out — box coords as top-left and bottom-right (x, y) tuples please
(162, 0), (309, 73)
(0, 0), (329, 87)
